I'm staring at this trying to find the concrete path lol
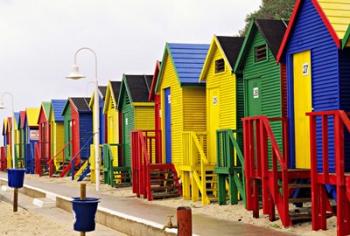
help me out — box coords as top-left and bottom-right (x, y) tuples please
(0, 173), (293, 236)
(0, 184), (125, 236)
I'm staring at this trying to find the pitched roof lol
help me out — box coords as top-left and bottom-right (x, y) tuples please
(51, 99), (66, 122)
(123, 74), (153, 103)
(216, 36), (245, 68)
(110, 81), (121, 103)
(255, 19), (288, 57)
(70, 97), (91, 112)
(19, 111), (26, 129)
(98, 86), (107, 99)
(277, 0), (345, 61)
(148, 60), (161, 101)
(318, 0), (350, 40)
(14, 112), (20, 129)
(156, 43), (209, 90)
(26, 108), (40, 127)
(235, 19), (287, 72)
(2, 118), (7, 135)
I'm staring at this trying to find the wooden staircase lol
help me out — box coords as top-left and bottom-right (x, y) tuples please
(181, 131), (216, 205)
(243, 116), (313, 227)
(131, 130), (181, 201)
(216, 129), (245, 205)
(307, 110), (350, 236)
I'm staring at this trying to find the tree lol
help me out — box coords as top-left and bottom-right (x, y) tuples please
(240, 0), (296, 35)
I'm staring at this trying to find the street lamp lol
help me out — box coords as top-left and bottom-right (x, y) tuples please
(66, 47), (100, 192)
(0, 92), (16, 169)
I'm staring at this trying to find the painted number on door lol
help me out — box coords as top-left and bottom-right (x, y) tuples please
(212, 96), (218, 105)
(168, 95), (171, 104)
(125, 117), (128, 126)
(253, 87), (259, 99)
(302, 63), (309, 76)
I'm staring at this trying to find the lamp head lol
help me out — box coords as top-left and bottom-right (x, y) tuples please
(66, 64), (85, 80)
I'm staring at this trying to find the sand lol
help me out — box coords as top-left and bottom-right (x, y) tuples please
(0, 201), (76, 236)
(23, 175), (337, 236)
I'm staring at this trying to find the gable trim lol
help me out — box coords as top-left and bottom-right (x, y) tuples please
(277, 0), (340, 62)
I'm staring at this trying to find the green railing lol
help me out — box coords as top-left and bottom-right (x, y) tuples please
(216, 129), (245, 205)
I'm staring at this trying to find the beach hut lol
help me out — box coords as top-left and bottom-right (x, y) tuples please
(155, 43), (210, 204)
(102, 81), (122, 186)
(61, 97), (92, 178)
(74, 86), (107, 182)
(48, 99), (66, 176)
(24, 108), (40, 174)
(13, 112), (22, 168)
(36, 102), (51, 175)
(18, 111), (26, 169)
(149, 61), (162, 135)
(4, 118), (12, 168)
(1, 119), (7, 170)
(199, 35), (244, 205)
(276, 0), (350, 232)
(117, 74), (154, 182)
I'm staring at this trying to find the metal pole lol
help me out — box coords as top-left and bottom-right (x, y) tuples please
(74, 48), (100, 192)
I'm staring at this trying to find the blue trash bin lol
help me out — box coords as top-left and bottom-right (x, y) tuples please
(7, 169), (25, 188)
(72, 197), (99, 232)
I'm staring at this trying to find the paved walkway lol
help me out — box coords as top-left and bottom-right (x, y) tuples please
(0, 173), (293, 236)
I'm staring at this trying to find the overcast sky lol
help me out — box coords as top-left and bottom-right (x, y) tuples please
(0, 0), (260, 138)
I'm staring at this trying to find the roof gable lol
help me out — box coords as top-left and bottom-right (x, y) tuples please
(26, 108), (40, 127)
(200, 35), (244, 81)
(118, 74), (152, 109)
(2, 118), (7, 135)
(156, 43), (209, 90)
(14, 112), (20, 129)
(148, 60), (161, 101)
(51, 99), (66, 122)
(19, 111), (26, 129)
(38, 102), (51, 124)
(235, 19), (287, 72)
(89, 86), (107, 108)
(277, 0), (341, 62)
(71, 97), (91, 113)
(103, 80), (121, 113)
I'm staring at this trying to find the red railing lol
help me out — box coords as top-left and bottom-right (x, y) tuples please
(307, 110), (350, 236)
(243, 116), (291, 226)
(132, 130), (161, 199)
(0, 147), (6, 171)
(47, 141), (71, 177)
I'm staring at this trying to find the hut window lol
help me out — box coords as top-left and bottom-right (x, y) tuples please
(215, 59), (225, 73)
(255, 44), (267, 62)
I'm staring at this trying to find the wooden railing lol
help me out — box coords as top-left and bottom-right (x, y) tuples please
(243, 116), (289, 225)
(216, 129), (245, 204)
(307, 110), (350, 236)
(182, 131), (211, 205)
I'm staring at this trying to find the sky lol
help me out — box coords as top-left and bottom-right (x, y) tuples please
(0, 0), (260, 140)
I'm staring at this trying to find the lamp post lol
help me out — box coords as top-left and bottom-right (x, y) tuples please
(66, 47), (100, 192)
(0, 92), (16, 169)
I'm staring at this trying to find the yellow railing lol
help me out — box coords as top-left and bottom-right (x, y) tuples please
(182, 131), (211, 205)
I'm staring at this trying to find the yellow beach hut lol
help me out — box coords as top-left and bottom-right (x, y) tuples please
(199, 36), (245, 205)
(155, 43), (210, 204)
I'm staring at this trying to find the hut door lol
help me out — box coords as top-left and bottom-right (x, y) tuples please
(164, 88), (172, 164)
(247, 78), (262, 116)
(208, 88), (219, 162)
(123, 111), (131, 167)
(293, 51), (312, 169)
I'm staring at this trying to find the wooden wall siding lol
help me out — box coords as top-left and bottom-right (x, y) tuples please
(51, 122), (64, 168)
(160, 55), (183, 167)
(242, 28), (283, 168)
(204, 45), (236, 163)
(121, 90), (134, 168)
(63, 105), (72, 161)
(183, 87), (206, 131)
(79, 113), (92, 160)
(106, 97), (119, 167)
(71, 105), (80, 162)
(134, 106), (155, 130)
(285, 0), (339, 170)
